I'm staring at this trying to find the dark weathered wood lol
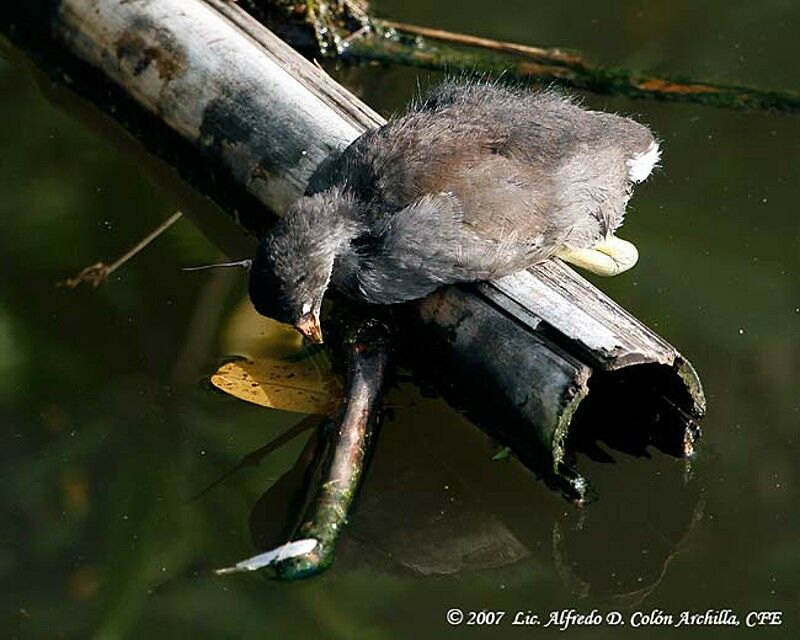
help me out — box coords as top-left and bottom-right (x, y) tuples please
(411, 286), (593, 497)
(1, 0), (705, 500)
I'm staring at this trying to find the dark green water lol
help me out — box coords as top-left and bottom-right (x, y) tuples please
(1, 1), (798, 638)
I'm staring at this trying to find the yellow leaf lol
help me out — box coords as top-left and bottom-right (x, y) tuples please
(211, 358), (341, 414)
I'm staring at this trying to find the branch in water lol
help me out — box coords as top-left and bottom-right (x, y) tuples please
(378, 19), (585, 66)
(350, 24), (800, 113)
(193, 414), (320, 501)
(272, 319), (391, 579)
(242, 0), (800, 113)
(215, 318), (392, 578)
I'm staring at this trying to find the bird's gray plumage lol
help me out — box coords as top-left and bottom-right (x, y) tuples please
(250, 78), (658, 327)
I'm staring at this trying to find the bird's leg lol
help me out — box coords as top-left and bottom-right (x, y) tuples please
(556, 235), (639, 276)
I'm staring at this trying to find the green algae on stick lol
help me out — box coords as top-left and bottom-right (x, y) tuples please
(274, 320), (391, 579)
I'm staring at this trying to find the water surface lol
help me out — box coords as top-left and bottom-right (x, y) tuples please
(1, 1), (798, 638)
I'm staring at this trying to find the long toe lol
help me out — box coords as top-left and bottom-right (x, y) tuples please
(595, 235), (639, 273)
(555, 235), (639, 277)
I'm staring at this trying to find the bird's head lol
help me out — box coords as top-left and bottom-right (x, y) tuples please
(248, 189), (362, 343)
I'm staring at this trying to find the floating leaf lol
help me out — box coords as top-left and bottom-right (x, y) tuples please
(214, 296), (411, 414)
(211, 358), (342, 414)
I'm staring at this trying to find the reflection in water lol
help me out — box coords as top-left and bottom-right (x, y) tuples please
(245, 386), (704, 598)
(553, 453), (704, 605)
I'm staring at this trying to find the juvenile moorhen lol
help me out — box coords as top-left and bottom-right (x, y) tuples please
(248, 78), (660, 342)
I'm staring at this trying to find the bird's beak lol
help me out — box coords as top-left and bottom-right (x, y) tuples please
(295, 313), (323, 344)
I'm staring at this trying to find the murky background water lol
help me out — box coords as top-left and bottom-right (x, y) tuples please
(1, 1), (798, 638)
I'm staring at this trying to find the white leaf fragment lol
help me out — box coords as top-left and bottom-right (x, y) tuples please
(214, 538), (318, 575)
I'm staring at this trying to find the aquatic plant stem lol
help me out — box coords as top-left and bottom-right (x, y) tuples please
(378, 19), (585, 66)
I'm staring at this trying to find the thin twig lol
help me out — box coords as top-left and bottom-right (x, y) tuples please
(378, 19), (584, 66)
(59, 210), (183, 288)
(342, 24), (371, 46)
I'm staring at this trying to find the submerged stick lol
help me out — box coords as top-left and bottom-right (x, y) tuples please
(272, 319), (391, 578)
(213, 320), (390, 578)
(377, 19), (584, 66)
(365, 21), (800, 113)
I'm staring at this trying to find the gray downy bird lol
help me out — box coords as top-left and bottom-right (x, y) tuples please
(247, 78), (660, 343)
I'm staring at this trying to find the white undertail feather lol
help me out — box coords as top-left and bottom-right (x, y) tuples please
(627, 141), (661, 183)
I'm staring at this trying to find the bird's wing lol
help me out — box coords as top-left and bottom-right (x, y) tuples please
(351, 192), (548, 304)
(412, 80), (657, 246)
(317, 80), (656, 261)
(410, 78), (577, 160)
(384, 192), (525, 277)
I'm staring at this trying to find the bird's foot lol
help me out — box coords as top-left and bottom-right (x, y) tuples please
(556, 235), (639, 277)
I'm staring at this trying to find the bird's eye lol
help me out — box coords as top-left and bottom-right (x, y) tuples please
(301, 302), (312, 315)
